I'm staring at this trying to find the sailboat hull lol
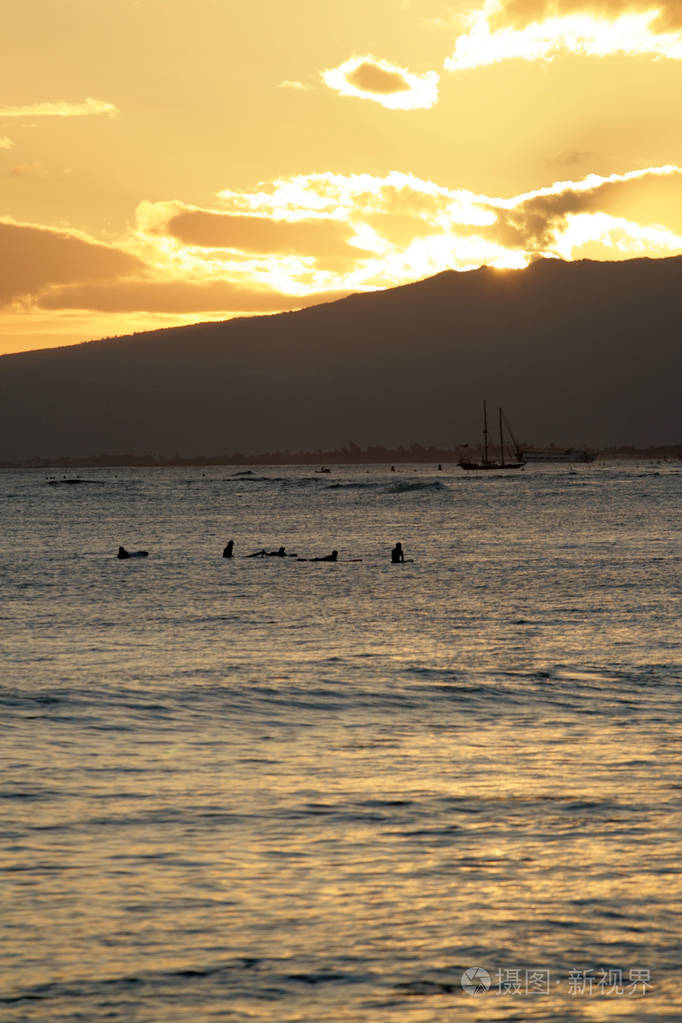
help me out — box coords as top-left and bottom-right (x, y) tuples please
(459, 401), (525, 470)
(459, 460), (525, 470)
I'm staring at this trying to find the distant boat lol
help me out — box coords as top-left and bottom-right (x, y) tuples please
(521, 448), (596, 463)
(459, 401), (526, 471)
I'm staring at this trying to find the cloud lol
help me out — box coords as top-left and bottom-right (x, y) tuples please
(0, 97), (119, 118)
(7, 165), (682, 329)
(134, 200), (363, 278)
(0, 213), (351, 318)
(0, 137), (14, 149)
(130, 177), (512, 298)
(493, 0), (682, 32)
(39, 280), (351, 314)
(162, 209), (355, 260)
(488, 165), (682, 256)
(322, 55), (439, 109)
(278, 80), (309, 90)
(159, 166), (668, 288)
(444, 0), (682, 69)
(10, 162), (48, 178)
(0, 220), (144, 306)
(547, 149), (595, 168)
(548, 212), (682, 259)
(347, 63), (416, 94)
(215, 171), (488, 225)
(213, 166), (682, 279)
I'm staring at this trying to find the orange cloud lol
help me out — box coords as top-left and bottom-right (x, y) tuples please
(493, 0), (682, 31)
(39, 280), (351, 314)
(322, 55), (439, 109)
(0, 220), (143, 306)
(445, 0), (682, 69)
(143, 166), (682, 292)
(0, 137), (14, 149)
(7, 166), (682, 329)
(134, 199), (363, 281)
(0, 97), (119, 118)
(488, 166), (682, 256)
(215, 171), (490, 226)
(164, 209), (355, 260)
(10, 162), (48, 178)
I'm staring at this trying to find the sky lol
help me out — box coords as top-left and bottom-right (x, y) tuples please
(2, 0), (682, 356)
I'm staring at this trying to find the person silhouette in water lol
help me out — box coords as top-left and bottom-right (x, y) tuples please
(223, 540), (234, 558)
(311, 550), (338, 562)
(117, 546), (148, 559)
(391, 542), (405, 563)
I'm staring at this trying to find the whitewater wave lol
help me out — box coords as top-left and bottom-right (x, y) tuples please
(386, 479), (447, 494)
(326, 479), (448, 494)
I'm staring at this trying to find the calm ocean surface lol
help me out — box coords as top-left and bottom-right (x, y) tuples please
(1, 461), (680, 1022)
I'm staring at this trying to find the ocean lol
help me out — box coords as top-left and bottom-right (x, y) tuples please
(1, 461), (680, 1021)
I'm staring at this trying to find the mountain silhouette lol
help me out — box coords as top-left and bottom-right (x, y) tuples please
(1, 256), (680, 460)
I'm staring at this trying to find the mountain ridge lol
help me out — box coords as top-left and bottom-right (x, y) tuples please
(1, 257), (680, 459)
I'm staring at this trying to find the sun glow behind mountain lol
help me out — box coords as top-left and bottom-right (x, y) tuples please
(2, 0), (682, 354)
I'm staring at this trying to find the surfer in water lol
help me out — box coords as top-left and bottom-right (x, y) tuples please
(391, 542), (405, 563)
(310, 550), (338, 562)
(222, 540), (234, 558)
(117, 546), (148, 559)
(247, 546), (289, 557)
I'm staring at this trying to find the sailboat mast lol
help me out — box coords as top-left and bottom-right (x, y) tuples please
(482, 400), (489, 465)
(499, 407), (505, 467)
(501, 409), (523, 462)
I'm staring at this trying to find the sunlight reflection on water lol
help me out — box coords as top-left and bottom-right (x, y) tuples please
(1, 463), (680, 1020)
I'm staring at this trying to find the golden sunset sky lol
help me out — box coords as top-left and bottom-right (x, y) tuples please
(2, 0), (682, 355)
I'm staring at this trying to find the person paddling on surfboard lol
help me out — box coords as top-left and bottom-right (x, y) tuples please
(310, 550), (338, 562)
(247, 546), (290, 557)
(391, 542), (405, 563)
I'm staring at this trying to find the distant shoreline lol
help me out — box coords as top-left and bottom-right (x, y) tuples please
(1, 444), (680, 469)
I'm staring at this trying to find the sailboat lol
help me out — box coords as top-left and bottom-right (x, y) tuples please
(459, 401), (526, 471)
